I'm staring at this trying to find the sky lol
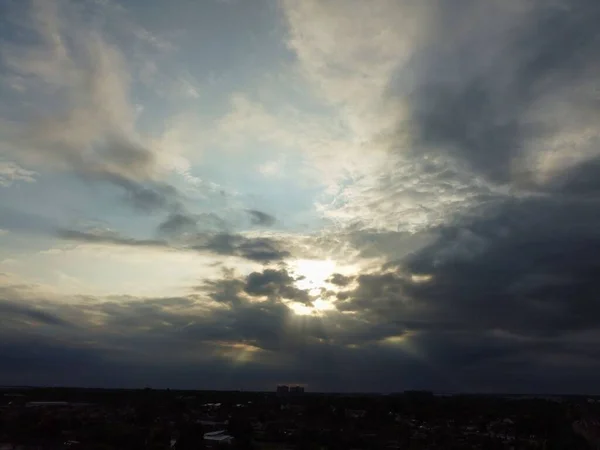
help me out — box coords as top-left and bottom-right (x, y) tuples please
(1, 0), (600, 394)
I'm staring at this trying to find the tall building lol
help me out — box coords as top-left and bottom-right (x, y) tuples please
(277, 385), (304, 395)
(289, 386), (305, 394)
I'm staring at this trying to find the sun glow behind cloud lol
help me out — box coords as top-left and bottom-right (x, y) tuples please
(292, 259), (336, 294)
(288, 259), (338, 315)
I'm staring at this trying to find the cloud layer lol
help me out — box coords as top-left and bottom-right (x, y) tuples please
(1, 0), (600, 393)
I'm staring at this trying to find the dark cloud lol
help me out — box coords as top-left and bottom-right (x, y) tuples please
(405, 198), (600, 337)
(244, 269), (312, 304)
(55, 227), (291, 263)
(246, 209), (276, 226)
(327, 273), (354, 287)
(0, 337), (111, 383)
(157, 211), (198, 236)
(278, 0), (600, 392)
(56, 228), (169, 249)
(0, 298), (71, 328)
(192, 233), (290, 262)
(157, 211), (227, 237)
(546, 157), (600, 197)
(2, 266), (600, 393)
(199, 268), (312, 306)
(339, 195), (600, 340)
(244, 269), (293, 295)
(117, 181), (175, 213)
(399, 0), (600, 188)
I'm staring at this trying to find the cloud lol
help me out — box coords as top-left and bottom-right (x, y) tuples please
(0, 0), (185, 212)
(0, 160), (36, 187)
(55, 225), (291, 263)
(406, 198), (600, 337)
(310, 0), (600, 353)
(2, 265), (600, 393)
(336, 193), (600, 340)
(0, 298), (71, 328)
(279, 0), (506, 232)
(244, 268), (312, 304)
(0, 207), (58, 235)
(56, 228), (170, 249)
(192, 233), (291, 262)
(257, 158), (284, 177)
(281, 0), (418, 132)
(327, 273), (353, 287)
(157, 212), (199, 236)
(101, 174), (183, 212)
(246, 209), (276, 226)
(279, 0), (600, 234)
(3, 1), (146, 172)
(171, 74), (201, 99)
(2, 0), (600, 394)
(399, 0), (600, 188)
(215, 93), (362, 188)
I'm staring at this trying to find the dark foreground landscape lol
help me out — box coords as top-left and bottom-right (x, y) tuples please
(1, 387), (599, 449)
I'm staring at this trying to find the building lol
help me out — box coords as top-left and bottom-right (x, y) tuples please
(289, 386), (305, 394)
(277, 385), (304, 395)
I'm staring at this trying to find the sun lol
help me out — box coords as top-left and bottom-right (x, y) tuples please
(292, 259), (336, 295)
(288, 259), (337, 315)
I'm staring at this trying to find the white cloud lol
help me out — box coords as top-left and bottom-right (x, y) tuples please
(258, 158), (285, 177)
(216, 93), (382, 189)
(0, 0), (189, 189)
(280, 0), (424, 138)
(276, 0), (573, 232)
(91, 0), (175, 52)
(172, 75), (201, 99)
(0, 161), (37, 186)
(1, 0), (151, 177)
(138, 60), (203, 100)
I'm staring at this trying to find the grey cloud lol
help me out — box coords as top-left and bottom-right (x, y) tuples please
(102, 174), (182, 213)
(0, 160), (36, 187)
(157, 211), (226, 237)
(56, 228), (169, 249)
(201, 277), (245, 307)
(200, 268), (312, 307)
(545, 157), (600, 197)
(310, 0), (600, 381)
(245, 269), (293, 295)
(244, 268), (312, 304)
(157, 211), (198, 236)
(246, 209), (276, 226)
(192, 233), (290, 262)
(2, 271), (600, 393)
(0, 206), (57, 234)
(0, 298), (71, 328)
(0, 1), (187, 214)
(327, 273), (353, 287)
(55, 226), (292, 263)
(341, 196), (600, 339)
(398, 0), (600, 189)
(0, 338), (110, 382)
